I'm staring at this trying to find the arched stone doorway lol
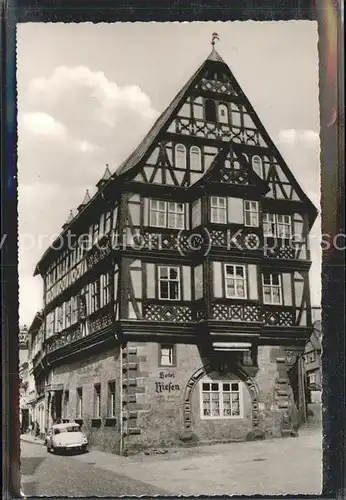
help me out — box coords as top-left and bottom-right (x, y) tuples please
(181, 362), (260, 438)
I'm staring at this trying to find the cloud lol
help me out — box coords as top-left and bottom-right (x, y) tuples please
(26, 66), (158, 128)
(278, 128), (319, 145)
(21, 112), (67, 138)
(18, 65), (159, 190)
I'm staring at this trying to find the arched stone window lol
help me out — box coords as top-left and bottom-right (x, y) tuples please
(190, 146), (202, 171)
(175, 143), (187, 169)
(218, 103), (229, 124)
(205, 99), (217, 122)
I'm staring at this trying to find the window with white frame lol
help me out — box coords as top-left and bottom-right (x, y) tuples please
(76, 387), (83, 418)
(104, 210), (112, 234)
(306, 351), (316, 363)
(108, 381), (116, 417)
(150, 200), (166, 227)
(308, 373), (316, 384)
(93, 384), (101, 418)
(263, 213), (292, 239)
(100, 273), (111, 308)
(252, 155), (263, 178)
(190, 146), (202, 172)
(263, 213), (276, 237)
(158, 266), (180, 300)
(167, 202), (185, 229)
(244, 200), (259, 227)
(262, 272), (282, 305)
(210, 197), (227, 224)
(159, 344), (176, 366)
(224, 264), (247, 299)
(218, 103), (229, 124)
(57, 305), (64, 332)
(90, 280), (100, 314)
(65, 300), (72, 328)
(92, 222), (99, 245)
(201, 380), (242, 418)
(276, 215), (292, 239)
(175, 143), (187, 169)
(149, 200), (185, 229)
(71, 296), (79, 324)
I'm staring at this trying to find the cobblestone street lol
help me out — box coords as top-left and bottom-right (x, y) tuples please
(21, 424), (322, 496)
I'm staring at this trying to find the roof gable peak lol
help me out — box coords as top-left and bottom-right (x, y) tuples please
(207, 47), (225, 64)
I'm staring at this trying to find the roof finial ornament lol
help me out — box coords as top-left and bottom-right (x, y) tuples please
(211, 32), (220, 48)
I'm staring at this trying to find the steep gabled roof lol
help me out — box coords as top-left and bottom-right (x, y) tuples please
(116, 49), (225, 178)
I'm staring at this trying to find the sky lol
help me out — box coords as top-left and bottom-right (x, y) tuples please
(17, 21), (321, 326)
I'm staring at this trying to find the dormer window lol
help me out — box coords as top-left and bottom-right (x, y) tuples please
(175, 144), (186, 169)
(252, 155), (263, 178)
(205, 99), (217, 122)
(190, 146), (202, 172)
(218, 103), (229, 124)
(149, 200), (185, 229)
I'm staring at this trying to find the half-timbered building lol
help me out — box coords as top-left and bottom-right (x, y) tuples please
(31, 44), (318, 454)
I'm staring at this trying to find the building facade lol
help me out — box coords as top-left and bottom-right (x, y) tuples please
(19, 326), (30, 433)
(304, 320), (322, 403)
(31, 46), (318, 454)
(27, 312), (46, 437)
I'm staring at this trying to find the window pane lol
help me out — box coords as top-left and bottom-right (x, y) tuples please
(169, 282), (179, 299)
(226, 279), (235, 296)
(236, 281), (245, 297)
(262, 274), (271, 285)
(225, 265), (234, 277)
(202, 383), (210, 391)
(272, 274), (280, 285)
(169, 268), (178, 280)
(211, 383), (219, 391)
(231, 383), (239, 391)
(223, 383), (230, 391)
(272, 288), (281, 303)
(235, 266), (244, 277)
(159, 267), (168, 279)
(160, 282), (169, 299)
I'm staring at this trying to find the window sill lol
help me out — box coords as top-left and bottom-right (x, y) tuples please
(105, 417), (117, 427)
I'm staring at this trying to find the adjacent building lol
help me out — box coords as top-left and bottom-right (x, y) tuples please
(19, 326), (30, 433)
(27, 312), (46, 437)
(304, 320), (322, 403)
(30, 45), (318, 454)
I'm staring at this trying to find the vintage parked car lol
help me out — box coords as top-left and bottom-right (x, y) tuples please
(46, 422), (88, 454)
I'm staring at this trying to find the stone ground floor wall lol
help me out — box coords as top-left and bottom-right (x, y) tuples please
(122, 342), (299, 454)
(48, 346), (122, 454)
(44, 341), (301, 455)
